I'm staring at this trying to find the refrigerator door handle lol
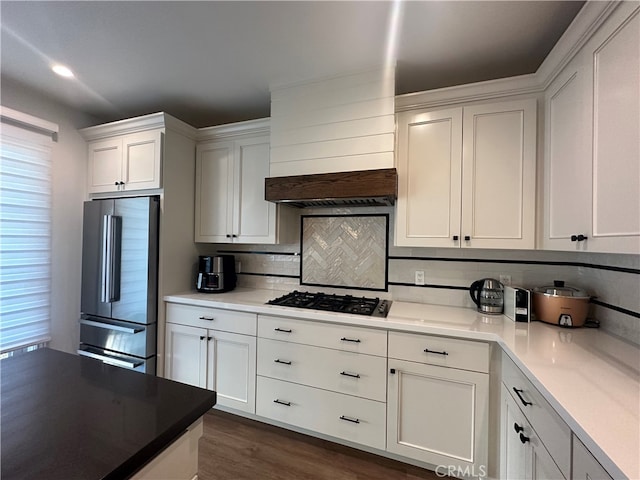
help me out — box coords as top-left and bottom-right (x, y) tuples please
(101, 215), (122, 303)
(78, 349), (144, 369)
(100, 215), (111, 303)
(79, 318), (145, 334)
(109, 215), (121, 302)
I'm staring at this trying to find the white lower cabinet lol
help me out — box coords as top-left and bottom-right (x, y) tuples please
(501, 385), (565, 480)
(255, 315), (387, 450)
(256, 376), (386, 450)
(257, 338), (386, 402)
(572, 435), (613, 480)
(501, 353), (570, 479)
(165, 304), (257, 414)
(386, 332), (489, 472)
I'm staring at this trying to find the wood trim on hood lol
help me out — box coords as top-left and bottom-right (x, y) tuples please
(265, 168), (397, 208)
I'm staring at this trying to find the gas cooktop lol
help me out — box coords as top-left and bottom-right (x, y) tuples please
(267, 291), (392, 318)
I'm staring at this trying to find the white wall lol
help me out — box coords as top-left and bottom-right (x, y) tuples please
(1, 77), (101, 354)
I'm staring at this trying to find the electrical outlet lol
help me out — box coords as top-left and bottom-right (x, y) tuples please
(499, 274), (512, 286)
(236, 261), (242, 274)
(415, 270), (425, 286)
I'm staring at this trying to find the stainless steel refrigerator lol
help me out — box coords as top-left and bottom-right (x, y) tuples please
(78, 196), (159, 374)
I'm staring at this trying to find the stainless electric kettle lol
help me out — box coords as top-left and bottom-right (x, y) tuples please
(469, 278), (504, 314)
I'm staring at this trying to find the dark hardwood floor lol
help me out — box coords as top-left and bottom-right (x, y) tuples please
(198, 410), (442, 480)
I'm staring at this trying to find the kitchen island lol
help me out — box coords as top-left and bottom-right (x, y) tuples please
(0, 348), (216, 480)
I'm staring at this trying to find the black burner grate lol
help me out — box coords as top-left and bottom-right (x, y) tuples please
(267, 291), (391, 317)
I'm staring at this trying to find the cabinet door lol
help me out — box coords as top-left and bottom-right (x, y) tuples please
(461, 99), (537, 249)
(88, 138), (122, 193)
(122, 130), (163, 190)
(233, 135), (277, 244)
(164, 323), (207, 389)
(501, 385), (530, 480)
(584, 5), (640, 254)
(195, 141), (234, 242)
(501, 385), (565, 480)
(387, 359), (488, 470)
(572, 435), (613, 480)
(395, 108), (463, 247)
(208, 330), (256, 414)
(543, 54), (591, 251)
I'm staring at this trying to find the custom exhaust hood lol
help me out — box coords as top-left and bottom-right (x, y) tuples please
(265, 168), (397, 208)
(267, 67), (396, 208)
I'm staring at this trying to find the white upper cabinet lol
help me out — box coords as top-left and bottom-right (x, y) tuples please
(195, 119), (297, 244)
(543, 3), (640, 254)
(395, 99), (537, 249)
(87, 129), (163, 193)
(395, 108), (463, 248)
(196, 134), (275, 243)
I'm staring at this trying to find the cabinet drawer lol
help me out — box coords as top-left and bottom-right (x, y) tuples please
(256, 376), (386, 450)
(502, 353), (571, 479)
(258, 315), (387, 357)
(388, 331), (489, 373)
(166, 303), (257, 335)
(257, 338), (386, 402)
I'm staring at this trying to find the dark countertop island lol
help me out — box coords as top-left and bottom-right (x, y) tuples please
(1, 348), (216, 480)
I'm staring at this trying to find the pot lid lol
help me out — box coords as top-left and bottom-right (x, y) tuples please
(534, 280), (589, 298)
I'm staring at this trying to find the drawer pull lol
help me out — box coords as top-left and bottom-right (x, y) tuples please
(339, 415), (360, 424)
(513, 387), (532, 406)
(519, 433), (530, 444)
(199, 336), (206, 340)
(274, 359), (292, 365)
(340, 371), (361, 379)
(274, 328), (292, 333)
(273, 399), (291, 407)
(513, 422), (524, 434)
(199, 316), (214, 321)
(424, 348), (449, 356)
(340, 337), (361, 343)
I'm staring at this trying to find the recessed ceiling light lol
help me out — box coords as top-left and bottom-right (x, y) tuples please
(51, 64), (74, 78)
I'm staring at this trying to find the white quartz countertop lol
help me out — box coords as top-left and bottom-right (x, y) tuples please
(164, 288), (640, 479)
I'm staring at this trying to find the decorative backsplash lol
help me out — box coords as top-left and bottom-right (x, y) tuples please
(300, 214), (388, 290)
(203, 206), (639, 345)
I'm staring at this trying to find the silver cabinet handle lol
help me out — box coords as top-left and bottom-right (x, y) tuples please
(78, 349), (143, 369)
(80, 319), (144, 334)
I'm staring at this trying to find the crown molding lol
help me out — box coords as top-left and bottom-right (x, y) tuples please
(535, 1), (621, 90)
(196, 117), (270, 142)
(80, 112), (197, 141)
(396, 1), (622, 112)
(395, 74), (541, 112)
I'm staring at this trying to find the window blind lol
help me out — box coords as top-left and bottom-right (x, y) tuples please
(0, 122), (53, 353)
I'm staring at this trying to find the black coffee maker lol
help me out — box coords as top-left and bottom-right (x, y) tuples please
(196, 255), (237, 293)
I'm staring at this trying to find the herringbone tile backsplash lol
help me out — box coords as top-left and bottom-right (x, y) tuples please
(301, 215), (387, 290)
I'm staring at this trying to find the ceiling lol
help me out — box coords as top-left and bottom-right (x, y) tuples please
(0, 1), (585, 128)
